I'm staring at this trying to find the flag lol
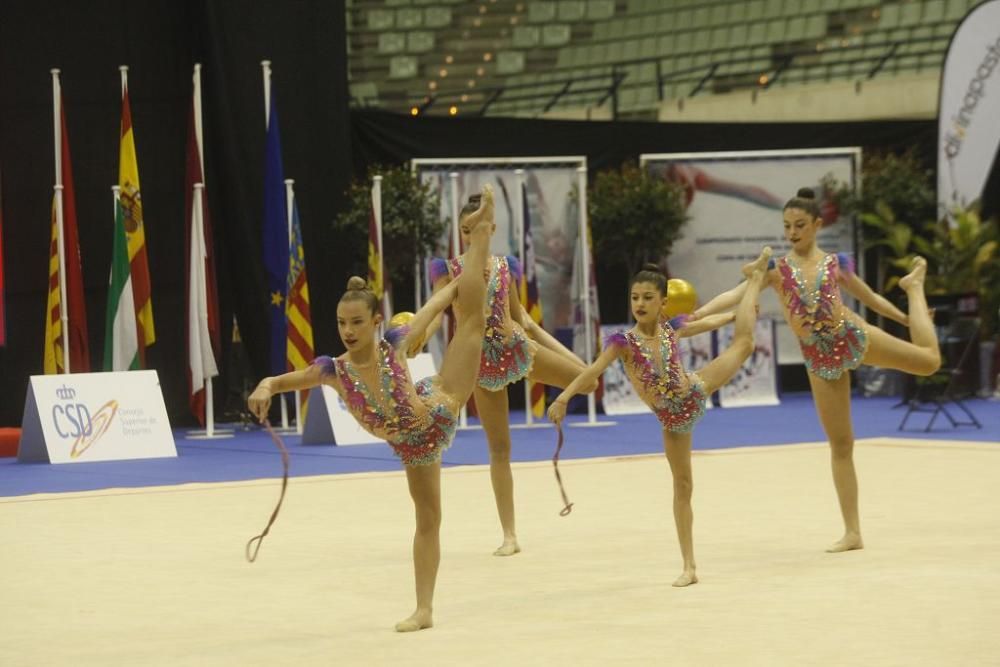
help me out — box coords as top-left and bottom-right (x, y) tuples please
(104, 199), (139, 371)
(185, 79), (221, 426)
(520, 182), (545, 418)
(572, 221), (602, 362)
(263, 90), (289, 375)
(43, 100), (90, 373)
(286, 196), (314, 411)
(119, 81), (154, 362)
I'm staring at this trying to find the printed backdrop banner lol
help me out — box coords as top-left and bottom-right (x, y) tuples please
(415, 159), (585, 364)
(717, 318), (780, 407)
(937, 0), (1000, 210)
(641, 149), (860, 364)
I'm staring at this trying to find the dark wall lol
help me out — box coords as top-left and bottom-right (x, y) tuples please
(0, 0), (351, 426)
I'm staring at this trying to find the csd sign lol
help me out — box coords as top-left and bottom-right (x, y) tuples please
(53, 403), (93, 439)
(18, 371), (176, 464)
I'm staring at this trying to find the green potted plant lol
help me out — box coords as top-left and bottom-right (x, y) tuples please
(588, 161), (689, 279)
(333, 164), (448, 309)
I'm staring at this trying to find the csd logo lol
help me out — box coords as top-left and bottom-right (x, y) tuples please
(51, 398), (119, 459)
(53, 403), (92, 439)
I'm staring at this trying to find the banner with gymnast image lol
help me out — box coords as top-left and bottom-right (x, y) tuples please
(414, 159), (586, 365)
(641, 149), (860, 365)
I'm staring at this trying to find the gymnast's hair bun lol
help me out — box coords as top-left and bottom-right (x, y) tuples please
(641, 262), (664, 274)
(346, 276), (368, 291)
(796, 187), (816, 200)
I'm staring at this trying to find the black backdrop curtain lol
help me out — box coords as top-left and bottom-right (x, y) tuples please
(0, 0), (943, 425)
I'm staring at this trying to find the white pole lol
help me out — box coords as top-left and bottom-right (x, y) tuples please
(193, 63), (205, 178)
(449, 172), (469, 429)
(51, 70), (70, 374)
(112, 185), (121, 218)
(193, 183), (214, 438)
(261, 60), (271, 129)
(284, 178), (303, 433)
(372, 175), (387, 323)
(119, 65), (128, 97)
(516, 170), (533, 426)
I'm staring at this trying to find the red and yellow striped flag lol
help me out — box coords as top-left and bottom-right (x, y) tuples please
(43, 200), (63, 373)
(286, 197), (313, 415)
(119, 80), (154, 363)
(520, 182), (545, 418)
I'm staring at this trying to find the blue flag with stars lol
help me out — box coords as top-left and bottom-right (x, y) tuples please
(263, 91), (289, 375)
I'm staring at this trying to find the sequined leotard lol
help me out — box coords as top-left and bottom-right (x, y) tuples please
(429, 255), (538, 391)
(605, 321), (707, 433)
(312, 325), (460, 466)
(773, 252), (869, 380)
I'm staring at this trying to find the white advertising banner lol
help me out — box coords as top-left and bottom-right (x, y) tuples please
(717, 318), (780, 408)
(599, 324), (713, 416)
(302, 353), (437, 446)
(937, 0), (1000, 209)
(18, 370), (176, 464)
(641, 149), (860, 364)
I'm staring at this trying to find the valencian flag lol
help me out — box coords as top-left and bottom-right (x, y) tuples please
(285, 194), (314, 407)
(263, 90), (289, 375)
(119, 74), (154, 364)
(520, 182), (546, 418)
(185, 66), (221, 426)
(104, 197), (139, 371)
(43, 93), (90, 373)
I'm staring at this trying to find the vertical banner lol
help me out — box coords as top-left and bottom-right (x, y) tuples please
(642, 149), (859, 364)
(414, 158), (585, 340)
(937, 0), (1000, 210)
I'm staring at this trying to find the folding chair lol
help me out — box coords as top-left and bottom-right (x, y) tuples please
(899, 316), (983, 432)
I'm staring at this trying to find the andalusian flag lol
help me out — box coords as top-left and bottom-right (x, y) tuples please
(286, 194), (314, 411)
(104, 199), (139, 371)
(520, 182), (545, 418)
(119, 74), (154, 363)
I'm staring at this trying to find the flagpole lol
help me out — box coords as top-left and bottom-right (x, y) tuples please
(571, 165), (614, 428)
(51, 70), (71, 374)
(449, 171), (472, 430)
(517, 170), (533, 427)
(372, 175), (388, 326)
(285, 178), (303, 434)
(193, 64), (205, 177)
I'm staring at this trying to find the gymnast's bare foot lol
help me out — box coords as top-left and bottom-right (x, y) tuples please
(464, 184), (494, 231)
(899, 256), (927, 291)
(673, 569), (699, 587)
(493, 539), (521, 557)
(826, 532), (864, 553)
(395, 608), (433, 632)
(742, 246), (773, 279)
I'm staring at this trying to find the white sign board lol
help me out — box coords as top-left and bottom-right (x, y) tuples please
(18, 370), (176, 464)
(302, 353), (438, 446)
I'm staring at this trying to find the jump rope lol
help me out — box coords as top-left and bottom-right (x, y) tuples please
(245, 416), (573, 562)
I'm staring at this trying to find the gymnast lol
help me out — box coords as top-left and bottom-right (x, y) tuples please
(247, 186), (495, 632)
(691, 188), (940, 553)
(548, 249), (771, 586)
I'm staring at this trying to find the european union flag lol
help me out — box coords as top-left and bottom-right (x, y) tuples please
(263, 92), (289, 375)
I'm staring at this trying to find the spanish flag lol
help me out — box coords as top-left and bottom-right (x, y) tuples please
(119, 74), (154, 364)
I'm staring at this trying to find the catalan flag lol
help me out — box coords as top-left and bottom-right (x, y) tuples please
(119, 76), (154, 363)
(43, 93), (90, 373)
(286, 194), (313, 410)
(520, 182), (545, 418)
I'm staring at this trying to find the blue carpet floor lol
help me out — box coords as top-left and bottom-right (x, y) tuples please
(1, 394), (996, 498)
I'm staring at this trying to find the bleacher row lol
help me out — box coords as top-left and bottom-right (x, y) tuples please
(346, 0), (976, 117)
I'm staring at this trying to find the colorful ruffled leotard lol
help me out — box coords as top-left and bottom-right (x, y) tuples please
(312, 325), (460, 466)
(605, 321), (707, 433)
(772, 252), (869, 381)
(429, 255), (538, 391)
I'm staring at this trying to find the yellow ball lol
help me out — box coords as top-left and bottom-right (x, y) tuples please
(388, 311), (427, 354)
(662, 278), (698, 318)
